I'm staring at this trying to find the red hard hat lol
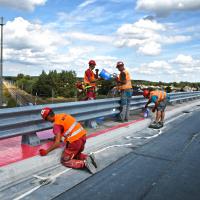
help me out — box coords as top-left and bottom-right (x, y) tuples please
(41, 107), (52, 120)
(116, 61), (124, 68)
(143, 89), (150, 98)
(88, 60), (96, 66)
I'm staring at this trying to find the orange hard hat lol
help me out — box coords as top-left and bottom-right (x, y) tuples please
(143, 89), (150, 98)
(88, 60), (96, 66)
(41, 107), (52, 120)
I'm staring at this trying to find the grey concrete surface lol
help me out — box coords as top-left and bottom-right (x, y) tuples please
(53, 106), (200, 200)
(0, 99), (200, 200)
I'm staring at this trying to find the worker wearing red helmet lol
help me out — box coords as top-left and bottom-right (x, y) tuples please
(115, 61), (133, 122)
(143, 89), (168, 128)
(84, 60), (99, 100)
(39, 107), (97, 174)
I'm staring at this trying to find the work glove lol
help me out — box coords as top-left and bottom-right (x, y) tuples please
(39, 149), (47, 156)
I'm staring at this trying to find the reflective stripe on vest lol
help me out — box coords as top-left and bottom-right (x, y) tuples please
(63, 121), (78, 137)
(61, 127), (84, 142)
(54, 114), (86, 143)
(67, 127), (84, 139)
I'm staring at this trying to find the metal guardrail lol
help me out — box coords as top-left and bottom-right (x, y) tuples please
(0, 91), (200, 145)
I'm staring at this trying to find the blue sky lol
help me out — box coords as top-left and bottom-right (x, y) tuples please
(0, 0), (200, 82)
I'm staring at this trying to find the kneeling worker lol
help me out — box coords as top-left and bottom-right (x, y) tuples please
(39, 107), (97, 174)
(143, 89), (168, 129)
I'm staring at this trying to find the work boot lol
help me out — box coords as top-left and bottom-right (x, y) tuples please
(158, 121), (164, 127)
(149, 122), (161, 129)
(89, 153), (98, 168)
(84, 157), (96, 174)
(152, 123), (162, 129)
(151, 121), (157, 126)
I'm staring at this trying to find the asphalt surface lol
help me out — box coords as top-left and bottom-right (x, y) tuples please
(53, 107), (200, 200)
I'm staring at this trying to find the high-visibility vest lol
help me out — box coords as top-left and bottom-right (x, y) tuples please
(84, 69), (96, 87)
(54, 113), (87, 143)
(150, 90), (166, 102)
(118, 69), (132, 90)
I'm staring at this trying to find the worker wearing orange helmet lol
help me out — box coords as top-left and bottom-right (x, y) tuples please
(143, 89), (168, 128)
(115, 61), (133, 122)
(84, 60), (99, 100)
(39, 107), (97, 174)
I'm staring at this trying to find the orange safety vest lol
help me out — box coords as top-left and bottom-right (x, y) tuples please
(84, 69), (96, 87)
(118, 69), (132, 90)
(54, 113), (87, 143)
(150, 90), (166, 102)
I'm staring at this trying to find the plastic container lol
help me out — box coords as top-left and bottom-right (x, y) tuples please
(143, 108), (149, 118)
(99, 69), (112, 80)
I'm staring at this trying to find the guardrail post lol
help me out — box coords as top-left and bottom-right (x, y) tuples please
(22, 133), (40, 146)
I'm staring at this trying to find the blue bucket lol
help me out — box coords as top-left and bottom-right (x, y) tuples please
(99, 69), (112, 80)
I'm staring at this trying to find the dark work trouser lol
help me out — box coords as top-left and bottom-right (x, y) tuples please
(119, 89), (133, 121)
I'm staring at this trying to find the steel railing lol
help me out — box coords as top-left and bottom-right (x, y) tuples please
(0, 91), (200, 145)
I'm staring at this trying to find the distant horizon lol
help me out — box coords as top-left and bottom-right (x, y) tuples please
(4, 75), (200, 84)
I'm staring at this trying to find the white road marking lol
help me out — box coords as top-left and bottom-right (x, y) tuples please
(13, 143), (133, 199)
(13, 110), (192, 199)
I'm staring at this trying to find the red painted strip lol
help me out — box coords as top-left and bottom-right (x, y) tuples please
(87, 118), (144, 139)
(0, 118), (144, 167)
(0, 137), (54, 167)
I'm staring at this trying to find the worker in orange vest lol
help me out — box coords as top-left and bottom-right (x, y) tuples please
(143, 89), (168, 129)
(39, 107), (97, 174)
(84, 60), (99, 100)
(115, 61), (133, 122)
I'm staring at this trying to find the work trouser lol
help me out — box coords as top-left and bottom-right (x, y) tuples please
(61, 135), (87, 169)
(157, 98), (167, 111)
(119, 89), (133, 121)
(86, 87), (96, 100)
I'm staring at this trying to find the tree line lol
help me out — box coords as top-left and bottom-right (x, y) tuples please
(4, 70), (200, 99)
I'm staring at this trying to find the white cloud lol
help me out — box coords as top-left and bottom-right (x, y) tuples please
(136, 0), (200, 16)
(170, 54), (200, 74)
(57, 5), (106, 25)
(3, 17), (119, 77)
(4, 17), (71, 68)
(5, 17), (69, 52)
(132, 54), (200, 82)
(134, 18), (165, 31)
(64, 32), (113, 43)
(78, 0), (96, 9)
(171, 54), (194, 65)
(161, 35), (191, 44)
(132, 60), (174, 75)
(115, 18), (190, 56)
(0, 0), (47, 11)
(138, 41), (161, 56)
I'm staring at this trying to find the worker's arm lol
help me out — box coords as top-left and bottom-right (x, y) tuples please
(145, 99), (152, 108)
(151, 96), (159, 112)
(46, 132), (61, 154)
(152, 100), (159, 112)
(39, 126), (62, 156)
(116, 72), (126, 85)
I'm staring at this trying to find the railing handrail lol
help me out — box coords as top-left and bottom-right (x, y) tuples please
(0, 91), (200, 141)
